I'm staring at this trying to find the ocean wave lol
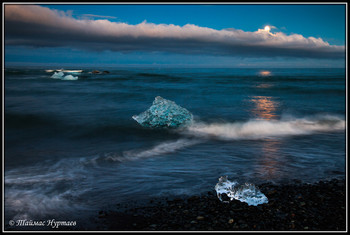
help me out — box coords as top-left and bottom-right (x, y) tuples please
(4, 138), (201, 219)
(183, 114), (345, 140)
(4, 160), (92, 220)
(4, 113), (345, 220)
(103, 138), (201, 163)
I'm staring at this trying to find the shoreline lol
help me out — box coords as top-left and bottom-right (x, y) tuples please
(93, 178), (346, 231)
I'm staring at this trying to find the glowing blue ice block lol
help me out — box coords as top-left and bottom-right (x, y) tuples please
(132, 96), (193, 128)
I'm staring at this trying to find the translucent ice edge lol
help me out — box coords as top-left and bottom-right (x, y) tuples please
(214, 176), (268, 206)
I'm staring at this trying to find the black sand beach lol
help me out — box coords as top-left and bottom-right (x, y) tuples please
(91, 178), (346, 231)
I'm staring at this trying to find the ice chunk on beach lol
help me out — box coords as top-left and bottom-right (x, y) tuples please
(215, 176), (268, 206)
(214, 176), (238, 203)
(51, 71), (64, 79)
(132, 96), (193, 128)
(232, 183), (269, 206)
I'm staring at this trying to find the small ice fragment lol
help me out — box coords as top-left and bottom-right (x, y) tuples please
(62, 74), (78, 80)
(50, 72), (78, 80)
(214, 176), (268, 206)
(51, 71), (64, 79)
(132, 96), (193, 128)
(214, 176), (238, 203)
(232, 183), (269, 206)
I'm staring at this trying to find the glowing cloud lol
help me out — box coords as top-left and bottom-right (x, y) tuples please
(4, 5), (345, 59)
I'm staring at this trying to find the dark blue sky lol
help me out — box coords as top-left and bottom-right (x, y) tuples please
(4, 4), (346, 68)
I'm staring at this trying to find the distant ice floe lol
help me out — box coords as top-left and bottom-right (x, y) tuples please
(51, 71), (64, 79)
(50, 71), (78, 80)
(62, 74), (78, 80)
(215, 176), (268, 206)
(132, 96), (193, 128)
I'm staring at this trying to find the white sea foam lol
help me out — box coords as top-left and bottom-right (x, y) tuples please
(4, 138), (201, 220)
(5, 160), (92, 220)
(5, 187), (83, 220)
(184, 114), (345, 140)
(105, 138), (201, 162)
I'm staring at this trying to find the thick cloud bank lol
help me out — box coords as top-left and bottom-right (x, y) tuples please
(4, 5), (345, 59)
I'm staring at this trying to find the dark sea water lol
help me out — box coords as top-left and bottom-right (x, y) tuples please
(4, 67), (346, 227)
